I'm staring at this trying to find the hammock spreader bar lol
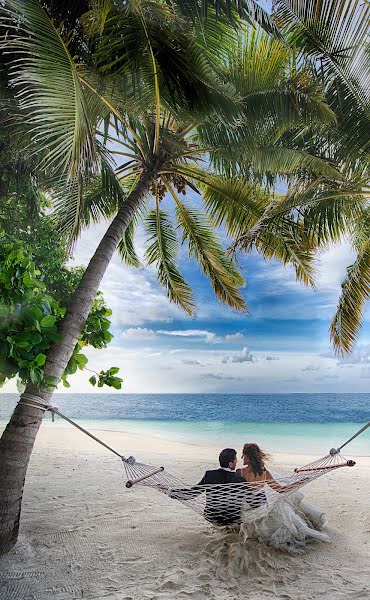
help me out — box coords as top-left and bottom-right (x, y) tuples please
(126, 466), (164, 488)
(294, 459), (356, 473)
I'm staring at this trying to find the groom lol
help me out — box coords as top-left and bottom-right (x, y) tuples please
(168, 448), (248, 525)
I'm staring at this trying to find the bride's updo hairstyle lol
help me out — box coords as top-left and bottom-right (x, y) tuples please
(242, 443), (269, 476)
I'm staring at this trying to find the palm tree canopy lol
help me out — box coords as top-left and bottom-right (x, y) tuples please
(1, 0), (368, 348)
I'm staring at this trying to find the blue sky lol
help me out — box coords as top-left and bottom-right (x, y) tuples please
(6, 206), (370, 395)
(3, 212), (369, 394)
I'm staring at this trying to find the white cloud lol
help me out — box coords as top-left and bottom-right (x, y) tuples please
(182, 359), (207, 366)
(121, 327), (156, 340)
(225, 332), (245, 342)
(247, 240), (358, 322)
(70, 222), (184, 327)
(315, 242), (355, 293)
(157, 329), (217, 343)
(337, 345), (370, 365)
(222, 347), (255, 364)
(202, 372), (242, 381)
(2, 347), (370, 394)
(302, 364), (320, 372)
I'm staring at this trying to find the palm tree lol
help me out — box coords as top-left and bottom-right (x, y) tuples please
(230, 0), (370, 352)
(0, 0), (346, 553)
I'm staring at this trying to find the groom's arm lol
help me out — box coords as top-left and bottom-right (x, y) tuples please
(162, 474), (207, 501)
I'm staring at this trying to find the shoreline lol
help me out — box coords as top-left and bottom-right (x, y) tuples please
(3, 416), (368, 457)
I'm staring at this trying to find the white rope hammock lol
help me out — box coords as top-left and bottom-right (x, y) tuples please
(20, 394), (368, 526)
(121, 450), (356, 525)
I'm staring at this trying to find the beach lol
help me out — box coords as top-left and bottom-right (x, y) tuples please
(0, 424), (369, 600)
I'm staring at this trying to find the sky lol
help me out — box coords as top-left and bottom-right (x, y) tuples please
(4, 206), (369, 395)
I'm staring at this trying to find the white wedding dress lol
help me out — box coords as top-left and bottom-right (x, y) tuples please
(240, 487), (330, 553)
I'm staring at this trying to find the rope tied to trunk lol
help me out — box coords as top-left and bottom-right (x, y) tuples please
(18, 394), (135, 464)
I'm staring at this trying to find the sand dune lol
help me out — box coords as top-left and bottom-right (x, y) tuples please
(0, 426), (369, 599)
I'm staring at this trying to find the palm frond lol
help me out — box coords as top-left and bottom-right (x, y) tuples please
(90, 0), (242, 121)
(232, 175), (366, 252)
(330, 239), (370, 354)
(51, 154), (124, 246)
(274, 0), (369, 106)
(1, 0), (103, 178)
(173, 196), (248, 312)
(199, 173), (269, 238)
(274, 0), (370, 161)
(172, 0), (281, 38)
(117, 217), (141, 268)
(251, 147), (342, 180)
(144, 202), (195, 315)
(252, 218), (317, 286)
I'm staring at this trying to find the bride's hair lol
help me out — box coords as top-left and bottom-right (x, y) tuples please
(242, 443), (269, 476)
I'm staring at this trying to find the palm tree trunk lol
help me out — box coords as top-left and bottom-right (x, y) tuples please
(0, 166), (158, 555)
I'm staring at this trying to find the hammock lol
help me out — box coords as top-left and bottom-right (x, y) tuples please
(122, 449), (356, 525)
(21, 394), (369, 526)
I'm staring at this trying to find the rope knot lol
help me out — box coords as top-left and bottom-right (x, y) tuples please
(20, 394), (52, 411)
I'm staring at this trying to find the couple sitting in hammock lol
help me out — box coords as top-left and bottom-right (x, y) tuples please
(168, 444), (276, 525)
(166, 443), (330, 551)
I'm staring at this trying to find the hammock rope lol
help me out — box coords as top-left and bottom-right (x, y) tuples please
(19, 394), (368, 525)
(120, 448), (357, 524)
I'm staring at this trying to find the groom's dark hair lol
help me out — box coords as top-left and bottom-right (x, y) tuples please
(219, 448), (237, 468)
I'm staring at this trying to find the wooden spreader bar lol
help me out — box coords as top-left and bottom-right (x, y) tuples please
(126, 466), (165, 488)
(294, 460), (356, 473)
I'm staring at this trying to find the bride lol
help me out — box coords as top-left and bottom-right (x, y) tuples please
(237, 443), (330, 553)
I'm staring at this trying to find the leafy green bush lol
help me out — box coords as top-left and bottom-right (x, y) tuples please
(0, 234), (122, 390)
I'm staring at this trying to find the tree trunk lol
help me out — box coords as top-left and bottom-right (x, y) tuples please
(0, 166), (158, 555)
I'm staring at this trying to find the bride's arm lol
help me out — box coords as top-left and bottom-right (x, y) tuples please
(265, 470), (309, 493)
(264, 469), (286, 492)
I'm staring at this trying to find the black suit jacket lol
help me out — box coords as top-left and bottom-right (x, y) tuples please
(171, 468), (249, 525)
(198, 468), (246, 486)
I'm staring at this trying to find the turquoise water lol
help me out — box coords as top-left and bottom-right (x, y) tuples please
(1, 393), (369, 456)
(36, 417), (369, 456)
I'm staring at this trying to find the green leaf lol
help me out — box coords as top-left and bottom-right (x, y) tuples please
(89, 375), (97, 386)
(41, 300), (52, 315)
(40, 315), (57, 328)
(108, 367), (120, 375)
(34, 353), (46, 366)
(15, 341), (30, 349)
(75, 353), (88, 368)
(109, 377), (122, 390)
(330, 238), (370, 354)
(29, 368), (39, 383)
(23, 272), (34, 287)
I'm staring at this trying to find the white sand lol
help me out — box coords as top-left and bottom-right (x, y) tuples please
(0, 425), (369, 600)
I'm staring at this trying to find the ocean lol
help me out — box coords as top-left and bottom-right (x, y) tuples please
(1, 393), (370, 456)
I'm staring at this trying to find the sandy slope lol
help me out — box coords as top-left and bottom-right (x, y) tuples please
(0, 426), (369, 600)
